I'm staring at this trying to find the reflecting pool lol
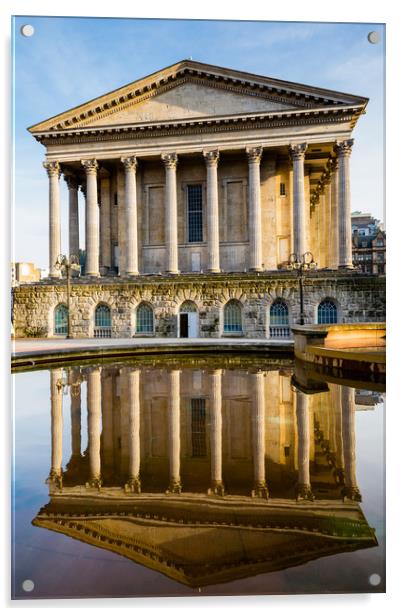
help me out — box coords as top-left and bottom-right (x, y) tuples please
(12, 355), (385, 598)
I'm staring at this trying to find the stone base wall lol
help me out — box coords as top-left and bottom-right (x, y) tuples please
(12, 272), (385, 339)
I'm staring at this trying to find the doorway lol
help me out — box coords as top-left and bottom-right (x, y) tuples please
(179, 301), (199, 338)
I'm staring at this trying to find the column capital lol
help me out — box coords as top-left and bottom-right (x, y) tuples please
(334, 139), (354, 158)
(64, 174), (78, 190)
(81, 158), (98, 175)
(246, 146), (263, 164)
(289, 142), (308, 160)
(203, 149), (220, 166)
(43, 161), (60, 178)
(161, 152), (178, 169)
(121, 155), (138, 171)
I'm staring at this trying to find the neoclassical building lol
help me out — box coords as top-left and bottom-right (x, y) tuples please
(13, 60), (385, 338)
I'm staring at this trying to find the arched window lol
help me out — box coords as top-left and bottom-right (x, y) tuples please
(269, 299), (290, 338)
(223, 300), (242, 333)
(136, 303), (154, 334)
(94, 304), (112, 338)
(54, 304), (68, 335)
(318, 299), (338, 324)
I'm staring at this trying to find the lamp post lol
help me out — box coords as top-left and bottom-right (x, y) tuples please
(287, 252), (317, 325)
(55, 254), (80, 339)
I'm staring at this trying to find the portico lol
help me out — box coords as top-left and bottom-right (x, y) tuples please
(31, 60), (366, 279)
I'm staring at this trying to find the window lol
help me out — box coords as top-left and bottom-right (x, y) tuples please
(136, 303), (154, 334)
(223, 300), (242, 333)
(94, 304), (112, 338)
(280, 182), (286, 196)
(54, 304), (68, 335)
(269, 299), (290, 338)
(317, 299), (337, 324)
(187, 184), (203, 242)
(191, 398), (206, 457)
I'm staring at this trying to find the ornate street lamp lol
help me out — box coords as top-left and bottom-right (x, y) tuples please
(55, 254), (81, 339)
(287, 252), (317, 325)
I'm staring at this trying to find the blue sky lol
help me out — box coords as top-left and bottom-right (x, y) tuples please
(12, 17), (385, 269)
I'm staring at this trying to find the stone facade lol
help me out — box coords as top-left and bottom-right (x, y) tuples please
(12, 272), (385, 339)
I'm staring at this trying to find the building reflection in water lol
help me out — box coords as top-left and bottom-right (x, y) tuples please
(34, 361), (377, 588)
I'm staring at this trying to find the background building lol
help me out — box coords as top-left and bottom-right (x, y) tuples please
(352, 211), (386, 274)
(11, 262), (41, 286)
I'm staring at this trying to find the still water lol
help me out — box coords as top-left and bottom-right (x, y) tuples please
(12, 355), (385, 599)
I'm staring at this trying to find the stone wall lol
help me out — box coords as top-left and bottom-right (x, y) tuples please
(12, 271), (385, 339)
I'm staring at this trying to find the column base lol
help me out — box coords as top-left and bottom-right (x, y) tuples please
(46, 471), (63, 490)
(207, 268), (221, 274)
(165, 270), (180, 275)
(296, 483), (315, 501)
(86, 477), (102, 491)
(49, 272), (62, 279)
(166, 479), (182, 494)
(251, 481), (269, 499)
(342, 485), (362, 502)
(208, 480), (225, 496)
(338, 265), (354, 270)
(85, 272), (101, 278)
(249, 267), (263, 273)
(126, 271), (139, 277)
(125, 476), (141, 493)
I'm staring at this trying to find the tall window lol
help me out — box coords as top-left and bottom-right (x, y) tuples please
(94, 304), (112, 338)
(191, 398), (206, 457)
(280, 182), (286, 196)
(317, 299), (338, 324)
(54, 304), (68, 335)
(136, 303), (154, 334)
(187, 184), (203, 242)
(269, 299), (290, 338)
(224, 300), (242, 333)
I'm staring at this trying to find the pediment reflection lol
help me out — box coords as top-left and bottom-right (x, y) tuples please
(33, 360), (379, 587)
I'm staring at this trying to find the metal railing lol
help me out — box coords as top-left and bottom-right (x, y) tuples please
(94, 327), (112, 339)
(269, 325), (291, 339)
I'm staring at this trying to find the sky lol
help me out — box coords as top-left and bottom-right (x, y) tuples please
(12, 17), (385, 269)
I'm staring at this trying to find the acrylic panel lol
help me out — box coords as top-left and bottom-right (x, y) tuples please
(11, 16), (385, 600)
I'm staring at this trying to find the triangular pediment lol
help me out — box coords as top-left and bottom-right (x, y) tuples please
(28, 59), (368, 134)
(84, 80), (298, 127)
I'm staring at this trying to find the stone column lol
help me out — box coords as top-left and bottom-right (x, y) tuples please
(121, 156), (139, 276)
(251, 372), (269, 498)
(208, 369), (224, 495)
(125, 369), (141, 493)
(86, 367), (102, 489)
(341, 386), (361, 500)
(296, 390), (314, 500)
(81, 159), (100, 277)
(167, 370), (181, 493)
(48, 369), (63, 487)
(324, 175), (332, 269)
(69, 368), (81, 461)
(333, 384), (345, 484)
(204, 150), (220, 272)
(100, 173), (111, 275)
(65, 175), (80, 267)
(246, 146), (263, 271)
(161, 153), (179, 274)
(43, 161), (61, 278)
(101, 371), (114, 476)
(330, 160), (339, 269)
(335, 140), (354, 269)
(290, 143), (308, 257)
